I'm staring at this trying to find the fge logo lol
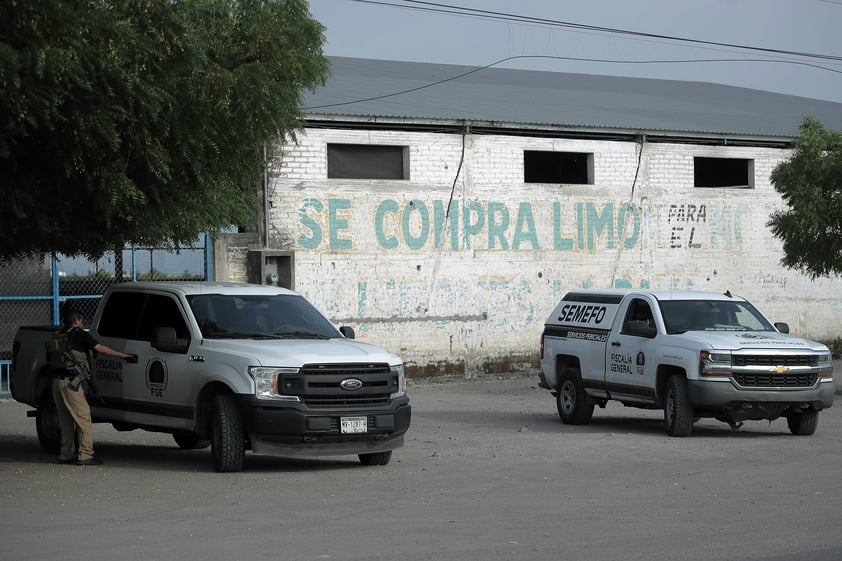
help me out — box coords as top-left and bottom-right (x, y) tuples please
(145, 359), (169, 398)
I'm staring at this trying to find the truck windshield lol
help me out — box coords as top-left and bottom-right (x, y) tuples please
(659, 299), (776, 334)
(187, 294), (342, 339)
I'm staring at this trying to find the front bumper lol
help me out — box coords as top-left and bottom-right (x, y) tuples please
(687, 379), (835, 410)
(238, 395), (411, 457)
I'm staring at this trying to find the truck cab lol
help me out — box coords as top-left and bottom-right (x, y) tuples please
(13, 281), (411, 471)
(539, 289), (833, 436)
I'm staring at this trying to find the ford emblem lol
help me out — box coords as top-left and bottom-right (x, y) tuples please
(340, 378), (363, 391)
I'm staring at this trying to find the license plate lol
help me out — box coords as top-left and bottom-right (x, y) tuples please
(340, 416), (368, 434)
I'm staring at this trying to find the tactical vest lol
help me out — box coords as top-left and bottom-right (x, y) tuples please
(45, 329), (88, 370)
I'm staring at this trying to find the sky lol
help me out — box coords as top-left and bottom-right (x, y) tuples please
(308, 0), (842, 103)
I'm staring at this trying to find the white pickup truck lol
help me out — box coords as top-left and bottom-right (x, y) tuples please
(11, 281), (411, 471)
(539, 289), (834, 436)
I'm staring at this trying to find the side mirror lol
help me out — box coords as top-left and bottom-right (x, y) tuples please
(774, 322), (789, 334)
(339, 325), (355, 339)
(152, 326), (187, 353)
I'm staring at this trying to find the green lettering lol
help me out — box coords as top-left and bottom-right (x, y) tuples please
(375, 199), (400, 250)
(487, 202), (509, 250)
(403, 200), (430, 250)
(586, 201), (615, 250)
(512, 202), (539, 250)
(553, 201), (574, 250)
(463, 201), (484, 250)
(298, 198), (323, 249)
(328, 198), (352, 250)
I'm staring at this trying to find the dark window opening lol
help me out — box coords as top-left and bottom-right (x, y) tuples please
(694, 157), (754, 188)
(524, 151), (593, 184)
(327, 144), (408, 179)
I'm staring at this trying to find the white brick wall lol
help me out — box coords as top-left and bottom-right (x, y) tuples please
(257, 128), (840, 377)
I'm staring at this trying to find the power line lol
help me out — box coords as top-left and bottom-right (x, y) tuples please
(349, 0), (842, 62)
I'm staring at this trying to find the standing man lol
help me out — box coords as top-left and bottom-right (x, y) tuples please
(51, 308), (133, 466)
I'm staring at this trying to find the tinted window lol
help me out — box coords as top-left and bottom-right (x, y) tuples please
(327, 144), (408, 179)
(97, 291), (145, 339)
(188, 294), (341, 339)
(659, 300), (773, 334)
(137, 294), (190, 343)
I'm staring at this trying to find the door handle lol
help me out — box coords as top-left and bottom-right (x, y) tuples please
(611, 341), (621, 347)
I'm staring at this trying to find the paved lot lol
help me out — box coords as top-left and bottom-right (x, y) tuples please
(1, 374), (841, 561)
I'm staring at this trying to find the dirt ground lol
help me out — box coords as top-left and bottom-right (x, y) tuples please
(1, 373), (841, 561)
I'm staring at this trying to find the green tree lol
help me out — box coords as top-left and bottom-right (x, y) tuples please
(768, 116), (842, 278)
(0, 0), (328, 259)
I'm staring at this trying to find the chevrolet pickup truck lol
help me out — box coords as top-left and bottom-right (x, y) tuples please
(11, 281), (411, 471)
(538, 289), (834, 436)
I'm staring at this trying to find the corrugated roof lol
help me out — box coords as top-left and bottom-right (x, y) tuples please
(304, 56), (842, 140)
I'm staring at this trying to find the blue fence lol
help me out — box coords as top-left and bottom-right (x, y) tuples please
(0, 236), (212, 397)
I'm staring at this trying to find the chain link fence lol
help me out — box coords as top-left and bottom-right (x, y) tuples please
(0, 236), (211, 396)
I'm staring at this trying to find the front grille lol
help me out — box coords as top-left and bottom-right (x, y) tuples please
(305, 395), (391, 407)
(732, 355), (816, 367)
(286, 363), (396, 408)
(733, 372), (818, 388)
(299, 363), (392, 376)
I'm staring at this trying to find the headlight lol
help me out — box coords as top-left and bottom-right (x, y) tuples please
(249, 366), (301, 401)
(817, 352), (833, 378)
(390, 363), (406, 398)
(700, 350), (732, 377)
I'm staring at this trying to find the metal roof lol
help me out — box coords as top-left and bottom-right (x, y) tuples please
(304, 56), (842, 141)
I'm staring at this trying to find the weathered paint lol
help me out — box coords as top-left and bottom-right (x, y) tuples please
(295, 196), (748, 254)
(259, 129), (842, 378)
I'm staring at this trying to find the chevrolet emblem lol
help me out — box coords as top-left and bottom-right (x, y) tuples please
(772, 366), (790, 374)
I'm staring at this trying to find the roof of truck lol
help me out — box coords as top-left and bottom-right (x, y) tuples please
(563, 289), (747, 302)
(107, 281), (298, 296)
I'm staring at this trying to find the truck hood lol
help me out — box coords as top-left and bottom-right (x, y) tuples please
(200, 337), (402, 367)
(676, 330), (829, 352)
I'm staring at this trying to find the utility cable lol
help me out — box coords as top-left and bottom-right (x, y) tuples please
(350, 0), (842, 62)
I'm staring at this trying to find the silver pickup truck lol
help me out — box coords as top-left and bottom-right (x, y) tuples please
(539, 289), (834, 436)
(11, 281), (411, 471)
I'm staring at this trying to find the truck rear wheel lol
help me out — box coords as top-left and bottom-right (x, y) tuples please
(36, 398), (60, 454)
(359, 451), (392, 466)
(664, 375), (694, 437)
(556, 368), (594, 425)
(786, 409), (819, 435)
(211, 394), (245, 472)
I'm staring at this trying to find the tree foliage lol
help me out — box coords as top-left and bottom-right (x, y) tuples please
(768, 116), (842, 279)
(0, 0), (329, 259)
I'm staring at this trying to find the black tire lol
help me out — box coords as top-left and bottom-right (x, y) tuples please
(787, 409), (819, 436)
(211, 394), (245, 472)
(359, 451), (392, 466)
(36, 398), (61, 454)
(556, 367), (594, 425)
(664, 375), (694, 437)
(173, 433), (211, 450)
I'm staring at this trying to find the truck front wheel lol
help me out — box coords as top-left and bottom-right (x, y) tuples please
(664, 376), (694, 437)
(786, 409), (819, 436)
(556, 367), (594, 425)
(211, 394), (245, 472)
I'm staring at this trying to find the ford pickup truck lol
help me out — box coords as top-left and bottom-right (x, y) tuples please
(538, 289), (834, 436)
(11, 281), (411, 471)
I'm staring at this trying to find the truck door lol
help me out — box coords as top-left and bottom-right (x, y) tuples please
(125, 292), (196, 431)
(603, 297), (658, 405)
(94, 292), (197, 432)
